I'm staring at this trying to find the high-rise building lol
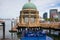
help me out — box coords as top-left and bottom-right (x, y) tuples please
(43, 12), (47, 19)
(58, 12), (60, 20)
(50, 9), (58, 19)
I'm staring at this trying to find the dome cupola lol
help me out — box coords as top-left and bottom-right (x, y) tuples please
(22, 0), (37, 10)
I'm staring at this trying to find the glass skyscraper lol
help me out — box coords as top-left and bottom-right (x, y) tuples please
(43, 12), (47, 19)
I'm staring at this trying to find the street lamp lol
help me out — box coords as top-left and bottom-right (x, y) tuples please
(11, 18), (14, 30)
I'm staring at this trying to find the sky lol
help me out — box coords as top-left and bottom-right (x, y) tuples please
(0, 0), (60, 19)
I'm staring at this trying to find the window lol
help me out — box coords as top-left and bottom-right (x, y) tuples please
(30, 17), (35, 23)
(24, 17), (28, 23)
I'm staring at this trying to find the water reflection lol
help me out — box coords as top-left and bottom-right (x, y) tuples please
(10, 32), (19, 40)
(9, 32), (53, 40)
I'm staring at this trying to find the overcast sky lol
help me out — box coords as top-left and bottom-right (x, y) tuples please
(0, 0), (60, 19)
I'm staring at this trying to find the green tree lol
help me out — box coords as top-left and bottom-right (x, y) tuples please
(54, 18), (59, 22)
(44, 18), (53, 21)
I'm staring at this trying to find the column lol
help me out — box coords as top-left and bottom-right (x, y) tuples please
(21, 12), (24, 24)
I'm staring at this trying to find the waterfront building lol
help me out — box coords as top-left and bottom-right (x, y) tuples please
(50, 9), (58, 21)
(43, 12), (47, 19)
(18, 0), (40, 29)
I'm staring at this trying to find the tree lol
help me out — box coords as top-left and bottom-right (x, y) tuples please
(44, 18), (53, 21)
(54, 18), (59, 22)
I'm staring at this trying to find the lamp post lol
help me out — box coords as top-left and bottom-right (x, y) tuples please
(11, 18), (14, 40)
(11, 18), (14, 30)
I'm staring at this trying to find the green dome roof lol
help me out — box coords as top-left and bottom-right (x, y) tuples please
(22, 3), (37, 9)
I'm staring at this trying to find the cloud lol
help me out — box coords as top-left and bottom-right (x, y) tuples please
(0, 0), (60, 18)
(31, 0), (60, 17)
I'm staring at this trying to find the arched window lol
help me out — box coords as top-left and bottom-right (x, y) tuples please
(30, 17), (35, 23)
(24, 17), (29, 23)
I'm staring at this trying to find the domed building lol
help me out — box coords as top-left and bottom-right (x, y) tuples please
(16, 0), (40, 31)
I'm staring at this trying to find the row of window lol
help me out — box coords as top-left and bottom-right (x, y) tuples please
(24, 17), (35, 23)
